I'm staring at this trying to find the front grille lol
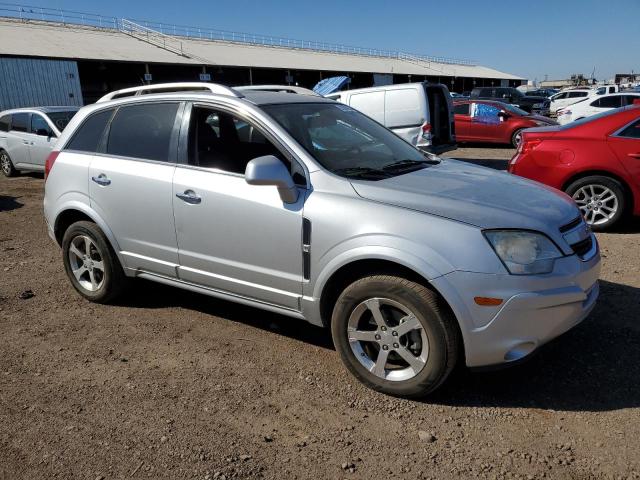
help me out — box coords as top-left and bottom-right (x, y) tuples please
(560, 216), (582, 233)
(571, 236), (593, 257)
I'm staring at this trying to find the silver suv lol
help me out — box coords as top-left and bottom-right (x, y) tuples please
(0, 107), (78, 176)
(43, 83), (600, 397)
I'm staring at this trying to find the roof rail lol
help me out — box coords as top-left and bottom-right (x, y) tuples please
(97, 82), (243, 102)
(234, 85), (320, 96)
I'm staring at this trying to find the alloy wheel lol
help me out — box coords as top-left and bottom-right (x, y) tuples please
(67, 235), (106, 292)
(0, 152), (11, 175)
(347, 297), (429, 382)
(572, 184), (619, 226)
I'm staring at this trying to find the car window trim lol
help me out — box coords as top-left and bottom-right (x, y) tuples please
(178, 100), (310, 189)
(63, 106), (117, 154)
(610, 117), (640, 139)
(98, 100), (184, 164)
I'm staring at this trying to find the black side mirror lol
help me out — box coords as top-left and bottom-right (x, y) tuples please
(498, 111), (510, 120)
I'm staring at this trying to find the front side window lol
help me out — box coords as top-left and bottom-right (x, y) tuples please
(187, 106), (304, 181)
(617, 119), (640, 139)
(263, 102), (433, 180)
(569, 91), (588, 98)
(66, 109), (114, 153)
(106, 103), (179, 162)
(31, 114), (54, 136)
(594, 96), (622, 109)
(471, 103), (501, 123)
(10, 113), (29, 133)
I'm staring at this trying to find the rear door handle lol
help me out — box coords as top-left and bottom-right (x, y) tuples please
(91, 174), (111, 186)
(176, 190), (201, 204)
(628, 153), (640, 159)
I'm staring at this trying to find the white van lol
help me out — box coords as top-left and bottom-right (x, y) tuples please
(326, 82), (456, 154)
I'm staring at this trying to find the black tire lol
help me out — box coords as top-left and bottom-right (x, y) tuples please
(331, 275), (460, 398)
(565, 176), (626, 231)
(0, 150), (17, 177)
(511, 128), (524, 148)
(61, 220), (128, 303)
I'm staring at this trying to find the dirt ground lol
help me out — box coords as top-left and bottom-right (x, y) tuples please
(1, 148), (639, 480)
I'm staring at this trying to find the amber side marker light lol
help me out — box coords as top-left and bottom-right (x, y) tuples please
(474, 297), (503, 306)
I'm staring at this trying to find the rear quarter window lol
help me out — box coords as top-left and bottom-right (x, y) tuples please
(10, 113), (29, 132)
(66, 109), (114, 153)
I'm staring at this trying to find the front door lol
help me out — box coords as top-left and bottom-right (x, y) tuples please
(29, 113), (57, 167)
(468, 102), (500, 141)
(5, 112), (32, 168)
(172, 104), (305, 310)
(88, 102), (182, 278)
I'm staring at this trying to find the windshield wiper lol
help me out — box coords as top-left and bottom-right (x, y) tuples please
(332, 167), (391, 180)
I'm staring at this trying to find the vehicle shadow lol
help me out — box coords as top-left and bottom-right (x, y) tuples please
(123, 278), (638, 412)
(119, 279), (334, 350)
(455, 158), (508, 170)
(0, 195), (23, 212)
(430, 279), (640, 412)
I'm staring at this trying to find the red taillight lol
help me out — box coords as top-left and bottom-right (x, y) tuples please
(421, 122), (431, 134)
(44, 151), (60, 180)
(518, 138), (543, 155)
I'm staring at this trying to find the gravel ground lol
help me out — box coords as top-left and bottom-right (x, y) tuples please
(1, 149), (639, 479)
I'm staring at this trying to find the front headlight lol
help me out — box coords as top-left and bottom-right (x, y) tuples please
(484, 230), (563, 275)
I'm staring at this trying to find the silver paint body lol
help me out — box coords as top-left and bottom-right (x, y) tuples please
(0, 106), (79, 172)
(43, 91), (600, 368)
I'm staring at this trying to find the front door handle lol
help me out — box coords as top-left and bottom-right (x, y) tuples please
(176, 190), (201, 204)
(91, 174), (111, 186)
(628, 153), (640, 159)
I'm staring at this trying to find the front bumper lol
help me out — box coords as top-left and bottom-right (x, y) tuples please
(431, 246), (601, 367)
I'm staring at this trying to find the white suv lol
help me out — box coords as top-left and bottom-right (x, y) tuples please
(557, 93), (640, 124)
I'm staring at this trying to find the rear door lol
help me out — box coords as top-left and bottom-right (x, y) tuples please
(608, 118), (640, 186)
(29, 113), (57, 167)
(5, 113), (32, 168)
(424, 85), (455, 150)
(453, 102), (471, 140)
(88, 101), (182, 278)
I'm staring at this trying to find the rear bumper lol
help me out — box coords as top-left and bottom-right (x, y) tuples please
(420, 142), (457, 155)
(431, 247), (601, 368)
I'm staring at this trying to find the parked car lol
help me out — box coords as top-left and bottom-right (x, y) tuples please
(557, 93), (640, 124)
(469, 87), (549, 114)
(594, 85), (620, 95)
(44, 82), (600, 398)
(454, 100), (557, 147)
(0, 106), (78, 176)
(549, 89), (592, 115)
(509, 105), (640, 230)
(326, 82), (456, 154)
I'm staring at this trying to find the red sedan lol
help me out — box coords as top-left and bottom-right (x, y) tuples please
(509, 104), (640, 230)
(454, 100), (556, 147)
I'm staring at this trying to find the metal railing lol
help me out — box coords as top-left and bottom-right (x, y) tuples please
(0, 2), (477, 66)
(120, 19), (184, 56)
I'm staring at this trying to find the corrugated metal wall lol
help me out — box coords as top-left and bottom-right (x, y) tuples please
(0, 57), (84, 109)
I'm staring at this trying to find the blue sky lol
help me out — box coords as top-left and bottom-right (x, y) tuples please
(43, 0), (639, 82)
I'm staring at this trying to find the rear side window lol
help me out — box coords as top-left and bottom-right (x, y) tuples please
(618, 119), (640, 139)
(66, 109), (113, 153)
(106, 103), (179, 162)
(454, 103), (470, 115)
(0, 115), (9, 132)
(385, 89), (422, 127)
(623, 95), (640, 106)
(11, 113), (29, 132)
(569, 91), (588, 98)
(593, 96), (622, 108)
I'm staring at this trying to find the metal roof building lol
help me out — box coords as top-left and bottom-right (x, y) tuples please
(0, 5), (524, 107)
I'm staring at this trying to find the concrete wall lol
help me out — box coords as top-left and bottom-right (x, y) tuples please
(0, 57), (83, 109)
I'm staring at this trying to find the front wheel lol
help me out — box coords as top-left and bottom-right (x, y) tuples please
(0, 150), (17, 177)
(331, 275), (460, 398)
(566, 176), (626, 231)
(62, 221), (127, 303)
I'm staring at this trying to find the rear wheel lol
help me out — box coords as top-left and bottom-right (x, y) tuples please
(0, 150), (17, 177)
(511, 128), (524, 148)
(566, 176), (626, 231)
(331, 275), (460, 398)
(62, 221), (127, 303)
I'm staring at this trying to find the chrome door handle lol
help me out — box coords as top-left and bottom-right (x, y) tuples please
(628, 153), (640, 159)
(91, 174), (111, 186)
(176, 190), (201, 204)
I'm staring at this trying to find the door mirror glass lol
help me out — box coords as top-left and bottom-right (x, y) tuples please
(245, 155), (299, 204)
(498, 110), (510, 120)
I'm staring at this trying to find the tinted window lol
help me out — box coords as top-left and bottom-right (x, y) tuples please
(623, 95), (640, 106)
(479, 88), (494, 97)
(454, 103), (470, 115)
(31, 114), (53, 136)
(618, 119), (640, 139)
(0, 115), (9, 132)
(11, 113), (29, 132)
(66, 109), (114, 153)
(46, 111), (77, 132)
(107, 103), (179, 162)
(568, 91), (589, 98)
(553, 93), (567, 100)
(594, 96), (622, 108)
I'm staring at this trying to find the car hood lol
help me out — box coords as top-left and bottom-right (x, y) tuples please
(350, 159), (578, 231)
(528, 114), (557, 125)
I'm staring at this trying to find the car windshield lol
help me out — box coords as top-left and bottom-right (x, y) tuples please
(46, 111), (78, 132)
(262, 102), (435, 180)
(502, 103), (530, 116)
